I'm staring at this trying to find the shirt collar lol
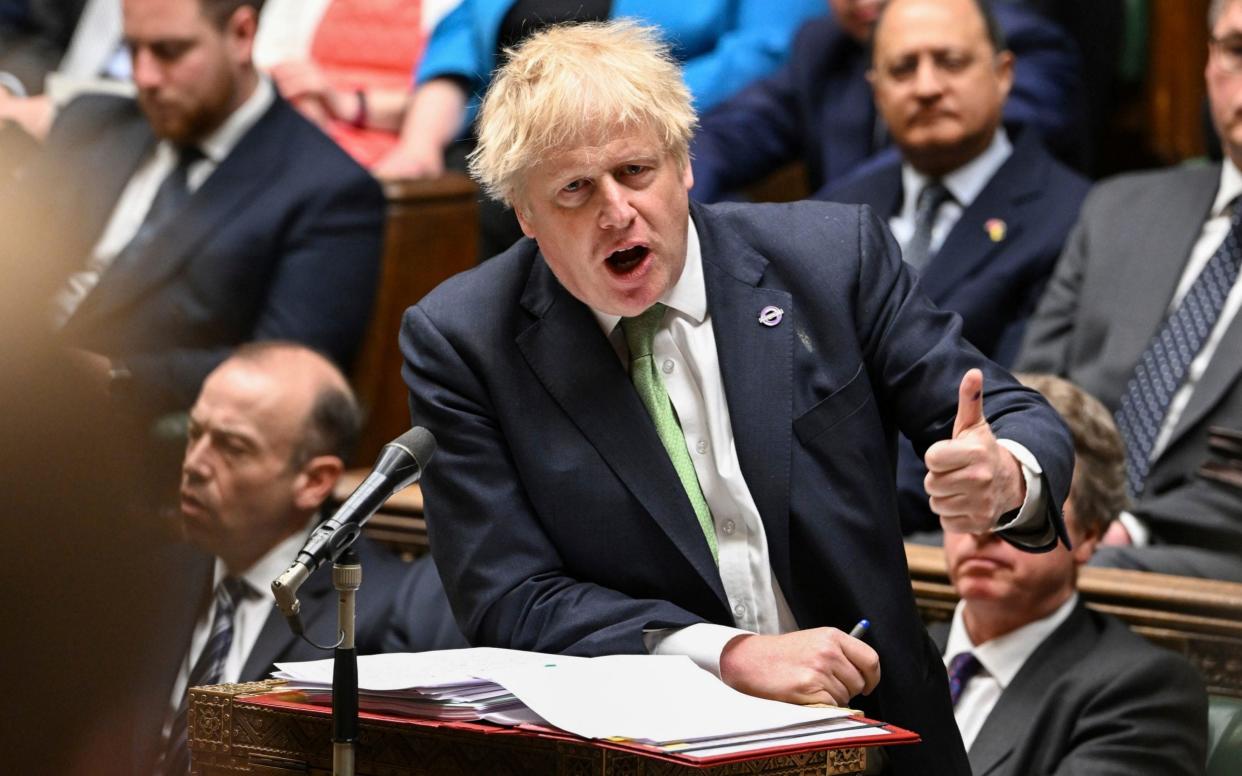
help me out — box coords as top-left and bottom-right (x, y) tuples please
(211, 512), (318, 602)
(901, 128), (1013, 213)
(590, 214), (706, 336)
(1212, 156), (1242, 217)
(943, 592), (1077, 689)
(190, 75), (275, 165)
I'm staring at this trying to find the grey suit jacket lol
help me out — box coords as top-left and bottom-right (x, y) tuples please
(1018, 164), (1242, 561)
(932, 602), (1207, 776)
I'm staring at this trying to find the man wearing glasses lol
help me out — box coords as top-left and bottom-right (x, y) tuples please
(1017, 0), (1242, 582)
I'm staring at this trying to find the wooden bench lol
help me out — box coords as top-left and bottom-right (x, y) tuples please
(905, 542), (1242, 698)
(350, 174), (479, 467)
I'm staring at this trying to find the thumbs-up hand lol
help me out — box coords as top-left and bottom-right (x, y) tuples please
(923, 369), (1026, 533)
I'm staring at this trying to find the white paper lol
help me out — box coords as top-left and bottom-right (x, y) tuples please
(483, 654), (853, 743)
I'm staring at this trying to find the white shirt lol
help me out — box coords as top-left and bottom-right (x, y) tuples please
(1119, 158), (1242, 546)
(943, 593), (1077, 750)
(889, 129), (1014, 259)
(52, 77), (275, 327)
(162, 520), (312, 741)
(593, 216), (1046, 677)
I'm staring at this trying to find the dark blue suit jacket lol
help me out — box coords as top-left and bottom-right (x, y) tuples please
(10, 93), (384, 415)
(400, 199), (1072, 774)
(134, 544), (464, 772)
(690, 4), (1085, 202)
(820, 131), (1089, 534)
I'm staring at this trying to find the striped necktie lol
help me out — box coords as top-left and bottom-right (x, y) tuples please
(157, 575), (249, 776)
(622, 304), (718, 562)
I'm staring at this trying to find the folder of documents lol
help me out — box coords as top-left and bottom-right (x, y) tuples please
(268, 647), (919, 764)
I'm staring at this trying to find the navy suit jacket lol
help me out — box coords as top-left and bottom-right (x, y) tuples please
(134, 543), (464, 772)
(930, 603), (1207, 776)
(400, 199), (1073, 774)
(690, 4), (1085, 202)
(821, 131), (1089, 534)
(6, 93), (384, 415)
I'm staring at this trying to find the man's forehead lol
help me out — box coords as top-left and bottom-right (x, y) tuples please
(1217, 0), (1242, 34)
(875, 0), (986, 49)
(537, 131), (666, 178)
(194, 365), (306, 445)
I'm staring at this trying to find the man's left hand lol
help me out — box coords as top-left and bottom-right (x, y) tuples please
(924, 369), (1025, 533)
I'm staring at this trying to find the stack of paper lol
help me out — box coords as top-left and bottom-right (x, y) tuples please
(272, 648), (890, 759)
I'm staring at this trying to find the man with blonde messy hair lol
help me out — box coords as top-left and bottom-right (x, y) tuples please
(402, 21), (1073, 774)
(470, 21), (696, 207)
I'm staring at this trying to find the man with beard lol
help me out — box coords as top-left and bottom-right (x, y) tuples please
(1, 0), (383, 419)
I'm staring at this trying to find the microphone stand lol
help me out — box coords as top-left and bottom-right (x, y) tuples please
(331, 547), (361, 776)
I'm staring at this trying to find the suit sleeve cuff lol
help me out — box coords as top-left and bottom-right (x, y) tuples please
(644, 623), (753, 678)
(992, 439), (1053, 546)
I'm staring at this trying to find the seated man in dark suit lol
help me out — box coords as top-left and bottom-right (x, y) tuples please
(401, 20), (1075, 774)
(145, 342), (464, 775)
(821, 0), (1089, 535)
(690, 0), (1085, 203)
(1016, 0), (1242, 582)
(0, 0), (384, 421)
(936, 373), (1207, 776)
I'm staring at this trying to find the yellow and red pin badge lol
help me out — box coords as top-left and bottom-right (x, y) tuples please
(984, 218), (1007, 242)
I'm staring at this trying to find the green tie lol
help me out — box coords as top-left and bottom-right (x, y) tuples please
(621, 304), (719, 562)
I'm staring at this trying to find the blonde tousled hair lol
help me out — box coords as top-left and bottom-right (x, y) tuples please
(468, 20), (698, 206)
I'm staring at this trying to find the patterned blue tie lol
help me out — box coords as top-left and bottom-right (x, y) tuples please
(1116, 204), (1242, 498)
(947, 651), (983, 706)
(158, 576), (249, 776)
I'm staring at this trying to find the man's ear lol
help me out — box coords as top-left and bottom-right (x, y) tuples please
(1070, 520), (1103, 566)
(292, 455), (344, 513)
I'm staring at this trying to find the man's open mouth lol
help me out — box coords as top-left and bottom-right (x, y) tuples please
(605, 245), (650, 274)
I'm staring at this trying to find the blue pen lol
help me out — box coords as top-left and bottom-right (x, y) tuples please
(848, 618), (871, 640)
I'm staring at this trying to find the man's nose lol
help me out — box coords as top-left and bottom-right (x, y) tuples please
(182, 436), (211, 481)
(131, 48), (162, 91)
(598, 177), (638, 229)
(913, 57), (945, 97)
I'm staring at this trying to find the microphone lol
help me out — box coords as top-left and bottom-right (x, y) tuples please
(272, 427), (436, 634)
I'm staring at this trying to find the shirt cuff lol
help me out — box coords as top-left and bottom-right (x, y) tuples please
(0, 72), (26, 98)
(1117, 510), (1150, 547)
(644, 623), (753, 678)
(993, 439), (1048, 535)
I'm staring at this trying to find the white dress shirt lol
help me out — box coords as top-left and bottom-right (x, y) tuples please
(592, 215), (1046, 677)
(888, 129), (1014, 258)
(52, 77), (275, 326)
(161, 520), (312, 740)
(1118, 158), (1242, 546)
(942, 593), (1077, 750)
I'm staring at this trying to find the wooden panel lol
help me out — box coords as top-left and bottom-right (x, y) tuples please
(1145, 0), (1211, 163)
(351, 174), (478, 466)
(906, 543), (1242, 697)
(189, 680), (873, 775)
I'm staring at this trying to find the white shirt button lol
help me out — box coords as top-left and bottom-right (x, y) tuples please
(662, 359), (675, 374)
(696, 439), (708, 455)
(722, 519), (736, 535)
(733, 603), (746, 618)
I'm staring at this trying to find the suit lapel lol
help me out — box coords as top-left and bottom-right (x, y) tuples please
(515, 256), (727, 606)
(241, 560), (335, 681)
(692, 203), (796, 596)
(66, 99), (291, 332)
(920, 134), (1044, 302)
(1106, 167), (1220, 382)
(1160, 167), (1242, 451)
(968, 602), (1093, 776)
